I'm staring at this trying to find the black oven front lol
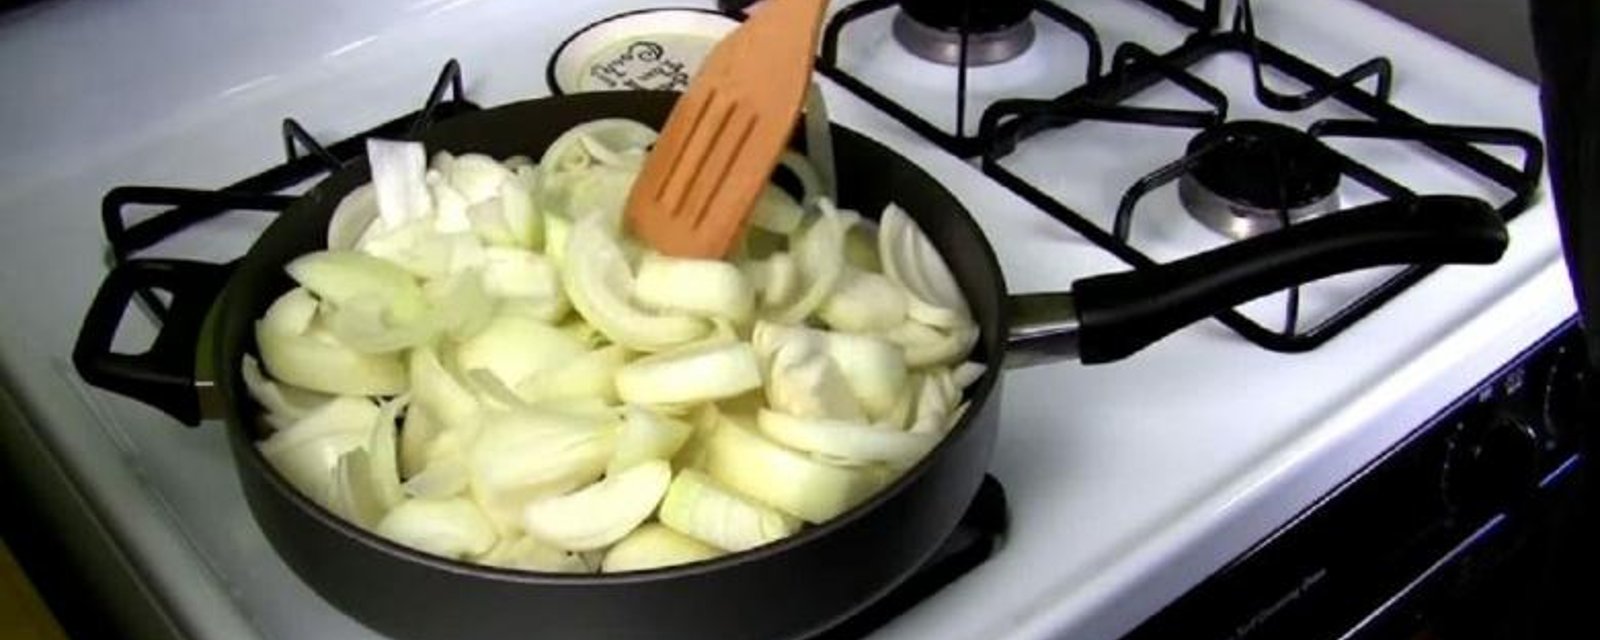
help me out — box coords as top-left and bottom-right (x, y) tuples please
(1126, 318), (1591, 640)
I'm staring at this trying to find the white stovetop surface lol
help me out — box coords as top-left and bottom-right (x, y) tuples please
(0, 1), (1576, 639)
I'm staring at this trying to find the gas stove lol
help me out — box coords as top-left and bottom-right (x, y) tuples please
(0, 1), (1578, 639)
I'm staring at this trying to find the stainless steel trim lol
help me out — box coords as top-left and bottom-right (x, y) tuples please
(1178, 172), (1341, 240)
(1005, 292), (1081, 369)
(891, 11), (1036, 67)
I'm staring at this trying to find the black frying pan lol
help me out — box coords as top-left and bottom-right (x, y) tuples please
(73, 91), (1506, 639)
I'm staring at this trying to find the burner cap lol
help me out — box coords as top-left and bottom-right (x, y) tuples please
(1178, 120), (1342, 239)
(893, 0), (1036, 66)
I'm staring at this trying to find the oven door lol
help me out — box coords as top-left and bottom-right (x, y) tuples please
(1125, 320), (1590, 640)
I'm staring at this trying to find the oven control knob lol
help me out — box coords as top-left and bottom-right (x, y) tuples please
(1540, 344), (1592, 450)
(1442, 410), (1540, 516)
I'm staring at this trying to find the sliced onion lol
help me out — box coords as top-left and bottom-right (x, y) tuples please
(468, 408), (617, 533)
(499, 176), (543, 250)
(539, 119), (657, 175)
(286, 250), (427, 323)
(422, 270), (494, 339)
(261, 287), (319, 335)
(542, 213), (573, 267)
(878, 203), (971, 325)
(360, 222), (487, 281)
(740, 253), (799, 310)
(328, 448), (387, 528)
(368, 395), (407, 510)
(881, 375), (918, 431)
(481, 247), (566, 322)
(463, 368), (533, 412)
(608, 406), (693, 475)
(478, 536), (590, 573)
(375, 497), (497, 560)
(754, 322), (906, 420)
(409, 346), (483, 438)
(819, 269), (908, 334)
(400, 404), (444, 477)
(447, 153), (513, 204)
(402, 454), (470, 499)
(576, 129), (653, 168)
(240, 353), (330, 425)
(775, 149), (825, 210)
(465, 197), (516, 246)
(367, 139), (431, 229)
(762, 334), (864, 421)
(659, 469), (799, 552)
(882, 321), (979, 369)
(562, 212), (709, 351)
(257, 324), (408, 396)
(455, 313), (587, 389)
(429, 181), (473, 234)
(258, 396), (380, 506)
(514, 344), (630, 405)
(671, 404), (726, 471)
(756, 409), (936, 465)
(819, 332), (907, 420)
(522, 459), (671, 551)
(327, 183), (378, 250)
(910, 368), (961, 435)
(767, 200), (853, 323)
(952, 361), (988, 389)
(601, 522), (724, 572)
(843, 224), (881, 272)
(749, 183), (805, 235)
(633, 254), (755, 323)
(704, 422), (881, 524)
(257, 396), (379, 454)
(615, 339), (763, 406)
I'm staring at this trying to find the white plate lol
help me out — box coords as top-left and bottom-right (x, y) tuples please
(548, 8), (740, 94)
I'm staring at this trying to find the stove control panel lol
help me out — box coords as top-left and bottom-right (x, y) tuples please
(1126, 319), (1587, 640)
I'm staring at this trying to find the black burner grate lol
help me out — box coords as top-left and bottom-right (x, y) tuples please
(817, 0), (1221, 158)
(100, 60), (479, 322)
(977, 2), (1544, 352)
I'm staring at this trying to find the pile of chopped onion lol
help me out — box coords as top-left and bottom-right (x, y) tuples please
(247, 119), (983, 573)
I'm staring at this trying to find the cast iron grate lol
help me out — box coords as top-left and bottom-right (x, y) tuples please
(977, 1), (1544, 352)
(816, 0), (1221, 158)
(100, 59), (479, 322)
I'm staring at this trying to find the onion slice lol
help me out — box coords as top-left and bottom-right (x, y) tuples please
(375, 497), (497, 560)
(659, 469), (799, 552)
(521, 459), (671, 551)
(608, 406), (693, 475)
(704, 422), (881, 524)
(478, 536), (590, 573)
(562, 211), (709, 351)
(367, 139), (431, 229)
(633, 254), (755, 323)
(615, 339), (763, 406)
(601, 523), (723, 572)
(756, 409), (937, 465)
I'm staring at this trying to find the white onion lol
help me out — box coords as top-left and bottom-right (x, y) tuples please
(659, 469), (799, 552)
(600, 522), (723, 572)
(375, 497), (497, 560)
(522, 460), (671, 551)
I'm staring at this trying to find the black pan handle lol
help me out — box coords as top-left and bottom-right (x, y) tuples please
(73, 259), (233, 426)
(1008, 195), (1509, 366)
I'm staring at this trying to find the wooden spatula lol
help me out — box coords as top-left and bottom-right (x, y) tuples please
(624, 0), (829, 258)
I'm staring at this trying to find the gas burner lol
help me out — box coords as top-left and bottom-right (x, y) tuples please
(1178, 120), (1341, 239)
(892, 0), (1036, 66)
